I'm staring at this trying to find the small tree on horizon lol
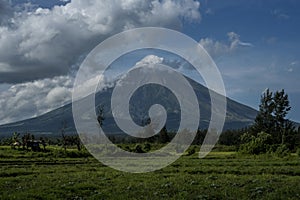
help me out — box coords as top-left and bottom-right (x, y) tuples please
(96, 105), (105, 127)
(159, 126), (170, 144)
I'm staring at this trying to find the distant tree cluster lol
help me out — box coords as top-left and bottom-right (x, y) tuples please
(3, 132), (47, 152)
(218, 127), (251, 146)
(61, 121), (82, 151)
(117, 125), (173, 144)
(253, 89), (294, 144)
(239, 89), (300, 155)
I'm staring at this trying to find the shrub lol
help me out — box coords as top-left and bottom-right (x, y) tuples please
(124, 145), (131, 152)
(186, 147), (196, 156)
(274, 144), (290, 157)
(240, 132), (255, 144)
(52, 149), (67, 158)
(134, 145), (144, 153)
(144, 143), (151, 152)
(297, 148), (300, 157)
(239, 132), (272, 155)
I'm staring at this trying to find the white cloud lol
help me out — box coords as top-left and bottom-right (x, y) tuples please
(0, 76), (73, 124)
(227, 32), (253, 49)
(135, 54), (193, 72)
(0, 0), (201, 84)
(136, 55), (164, 66)
(45, 86), (71, 105)
(0, 54), (168, 124)
(287, 61), (298, 72)
(199, 38), (230, 58)
(199, 32), (253, 58)
(0, 0), (201, 124)
(271, 9), (290, 20)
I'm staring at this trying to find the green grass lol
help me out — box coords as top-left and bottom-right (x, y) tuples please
(0, 146), (300, 199)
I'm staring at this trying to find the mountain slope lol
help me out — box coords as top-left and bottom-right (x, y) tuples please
(0, 77), (257, 138)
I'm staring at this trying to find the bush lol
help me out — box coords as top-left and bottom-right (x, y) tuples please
(124, 145), (131, 152)
(144, 143), (151, 152)
(134, 145), (144, 153)
(52, 149), (67, 158)
(186, 147), (196, 156)
(274, 144), (290, 157)
(240, 132), (255, 144)
(239, 132), (272, 155)
(297, 148), (300, 157)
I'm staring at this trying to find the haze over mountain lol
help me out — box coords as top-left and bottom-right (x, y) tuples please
(0, 76), (257, 138)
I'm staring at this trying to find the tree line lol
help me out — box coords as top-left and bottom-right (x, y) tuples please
(111, 88), (300, 155)
(2, 88), (299, 156)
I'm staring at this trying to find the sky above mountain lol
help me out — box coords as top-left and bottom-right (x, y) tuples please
(0, 0), (299, 124)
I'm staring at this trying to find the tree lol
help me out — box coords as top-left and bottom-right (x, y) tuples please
(218, 128), (250, 146)
(11, 132), (20, 143)
(192, 129), (207, 145)
(11, 132), (21, 149)
(22, 133), (31, 150)
(273, 89), (292, 144)
(61, 120), (68, 151)
(96, 105), (105, 127)
(252, 89), (295, 146)
(252, 89), (275, 135)
(159, 126), (169, 144)
(134, 144), (144, 153)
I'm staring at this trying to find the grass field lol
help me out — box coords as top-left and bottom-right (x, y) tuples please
(1, 146), (300, 199)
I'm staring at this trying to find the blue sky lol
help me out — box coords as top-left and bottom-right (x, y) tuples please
(193, 0), (300, 121)
(0, 0), (299, 124)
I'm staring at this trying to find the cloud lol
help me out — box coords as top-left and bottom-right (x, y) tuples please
(0, 76), (73, 124)
(136, 55), (164, 66)
(287, 61), (298, 72)
(0, 54), (172, 124)
(0, 0), (201, 84)
(227, 32), (253, 49)
(199, 32), (253, 58)
(0, 0), (201, 124)
(271, 9), (290, 20)
(135, 54), (193, 72)
(199, 38), (230, 58)
(205, 8), (214, 15)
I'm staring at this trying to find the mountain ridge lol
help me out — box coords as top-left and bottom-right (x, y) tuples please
(0, 77), (258, 138)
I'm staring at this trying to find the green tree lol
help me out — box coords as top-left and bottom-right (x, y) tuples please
(97, 105), (105, 127)
(134, 144), (144, 153)
(252, 89), (275, 135)
(252, 89), (295, 147)
(11, 132), (20, 143)
(61, 120), (68, 151)
(159, 126), (169, 144)
(273, 89), (292, 144)
(192, 129), (206, 145)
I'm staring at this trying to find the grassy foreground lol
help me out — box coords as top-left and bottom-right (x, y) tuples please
(0, 146), (300, 199)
